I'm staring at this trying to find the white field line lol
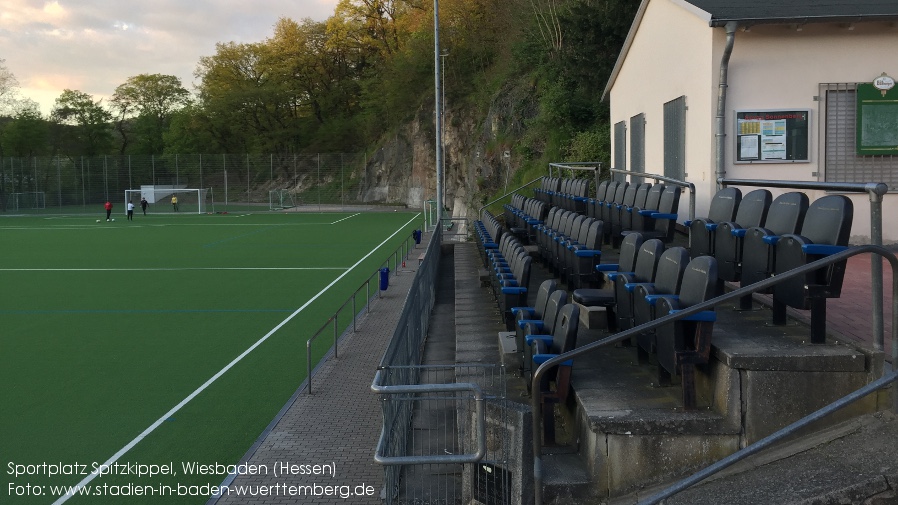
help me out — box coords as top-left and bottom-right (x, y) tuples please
(329, 213), (360, 224)
(52, 214), (421, 504)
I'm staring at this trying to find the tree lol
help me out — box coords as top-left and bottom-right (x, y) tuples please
(0, 99), (48, 157)
(110, 74), (190, 154)
(49, 89), (113, 156)
(0, 58), (19, 115)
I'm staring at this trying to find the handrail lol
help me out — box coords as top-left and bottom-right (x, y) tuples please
(610, 168), (697, 221)
(642, 368), (898, 504)
(478, 176), (544, 221)
(305, 231), (417, 394)
(531, 245), (898, 505)
(549, 161), (602, 192)
(720, 177), (889, 351)
(371, 380), (487, 465)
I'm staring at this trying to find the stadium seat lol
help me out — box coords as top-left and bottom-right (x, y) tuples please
(772, 195), (853, 343)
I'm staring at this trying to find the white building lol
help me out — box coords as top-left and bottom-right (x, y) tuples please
(603, 0), (898, 243)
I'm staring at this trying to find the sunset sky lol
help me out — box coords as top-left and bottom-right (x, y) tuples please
(1, 0), (338, 114)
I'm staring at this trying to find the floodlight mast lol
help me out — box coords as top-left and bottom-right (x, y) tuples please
(434, 0), (444, 230)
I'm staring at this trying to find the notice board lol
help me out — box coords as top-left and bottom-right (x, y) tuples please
(735, 109), (810, 163)
(856, 83), (898, 155)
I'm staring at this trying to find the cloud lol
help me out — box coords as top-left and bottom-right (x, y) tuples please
(0, 0), (339, 115)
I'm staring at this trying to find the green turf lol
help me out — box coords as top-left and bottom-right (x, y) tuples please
(0, 211), (422, 503)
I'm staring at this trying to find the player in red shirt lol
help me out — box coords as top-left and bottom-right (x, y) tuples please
(104, 201), (113, 221)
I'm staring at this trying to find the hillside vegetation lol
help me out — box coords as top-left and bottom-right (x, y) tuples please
(0, 0), (638, 212)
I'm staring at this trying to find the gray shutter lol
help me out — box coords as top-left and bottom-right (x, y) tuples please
(663, 96), (686, 181)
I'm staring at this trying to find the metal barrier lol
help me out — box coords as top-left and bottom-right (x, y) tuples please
(530, 245), (898, 505)
(642, 368), (898, 504)
(305, 229), (421, 394)
(549, 161), (602, 192)
(478, 176), (545, 221)
(610, 168), (697, 222)
(370, 229), (512, 504)
(372, 364), (507, 504)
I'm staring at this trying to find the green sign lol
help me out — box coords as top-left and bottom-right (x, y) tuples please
(857, 83), (898, 155)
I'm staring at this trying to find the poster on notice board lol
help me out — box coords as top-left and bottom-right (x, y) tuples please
(735, 109), (810, 163)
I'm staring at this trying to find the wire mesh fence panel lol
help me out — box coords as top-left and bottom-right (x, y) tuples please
(376, 365), (510, 505)
(0, 153), (377, 214)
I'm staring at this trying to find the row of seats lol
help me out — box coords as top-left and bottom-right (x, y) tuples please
(533, 208), (604, 289)
(590, 180), (682, 247)
(485, 232), (532, 330)
(573, 233), (719, 409)
(503, 193), (549, 244)
(510, 280), (579, 444)
(534, 177), (592, 214)
(688, 188), (854, 342)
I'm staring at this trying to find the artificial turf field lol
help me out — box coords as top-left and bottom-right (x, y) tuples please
(1, 210), (422, 504)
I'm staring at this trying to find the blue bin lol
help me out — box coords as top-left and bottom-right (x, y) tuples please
(379, 267), (390, 291)
(413, 230), (422, 245)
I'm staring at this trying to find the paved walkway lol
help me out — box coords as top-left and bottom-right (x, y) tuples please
(214, 234), (431, 505)
(827, 251), (895, 360)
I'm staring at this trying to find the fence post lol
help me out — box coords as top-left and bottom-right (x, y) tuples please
(306, 339), (313, 395)
(333, 314), (339, 358)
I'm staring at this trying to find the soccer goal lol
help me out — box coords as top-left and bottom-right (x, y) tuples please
(6, 191), (46, 211)
(269, 189), (298, 210)
(125, 187), (214, 214)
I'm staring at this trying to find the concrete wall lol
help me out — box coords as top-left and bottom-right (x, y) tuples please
(608, 0), (898, 242)
(608, 0), (718, 218)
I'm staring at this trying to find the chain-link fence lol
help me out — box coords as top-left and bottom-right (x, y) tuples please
(0, 153), (377, 214)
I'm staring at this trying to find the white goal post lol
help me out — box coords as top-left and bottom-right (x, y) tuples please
(124, 187), (214, 214)
(269, 189), (298, 210)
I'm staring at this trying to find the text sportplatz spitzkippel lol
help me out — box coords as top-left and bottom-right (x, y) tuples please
(8, 461), (336, 479)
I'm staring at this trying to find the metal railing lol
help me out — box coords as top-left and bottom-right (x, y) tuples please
(305, 228), (422, 394)
(530, 245), (898, 505)
(368, 229), (442, 502)
(610, 168), (697, 222)
(643, 367), (898, 504)
(549, 161), (603, 192)
(720, 178), (890, 351)
(478, 176), (545, 221)
(372, 363), (507, 504)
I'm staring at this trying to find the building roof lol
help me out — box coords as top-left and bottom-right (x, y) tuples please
(685, 0), (898, 27)
(602, 0), (898, 100)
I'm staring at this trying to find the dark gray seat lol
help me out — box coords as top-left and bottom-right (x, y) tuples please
(613, 238), (666, 332)
(602, 181), (629, 244)
(512, 279), (559, 356)
(565, 219), (603, 289)
(631, 246), (691, 362)
(616, 183), (652, 247)
(740, 192), (810, 307)
(715, 189), (772, 282)
(527, 303), (580, 444)
(521, 289), (568, 376)
(624, 185), (681, 244)
(589, 180), (610, 219)
(772, 195), (853, 343)
(688, 187), (742, 258)
(652, 255), (719, 409)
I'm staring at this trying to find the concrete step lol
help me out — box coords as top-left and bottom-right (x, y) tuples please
(616, 411), (898, 505)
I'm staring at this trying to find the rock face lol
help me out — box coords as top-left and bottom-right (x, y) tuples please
(358, 79), (540, 222)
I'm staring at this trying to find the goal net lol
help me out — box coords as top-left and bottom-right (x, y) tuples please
(125, 187), (213, 214)
(6, 191), (46, 211)
(269, 189), (298, 210)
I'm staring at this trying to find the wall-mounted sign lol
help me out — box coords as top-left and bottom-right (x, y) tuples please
(873, 72), (895, 97)
(857, 75), (898, 155)
(735, 109), (810, 163)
